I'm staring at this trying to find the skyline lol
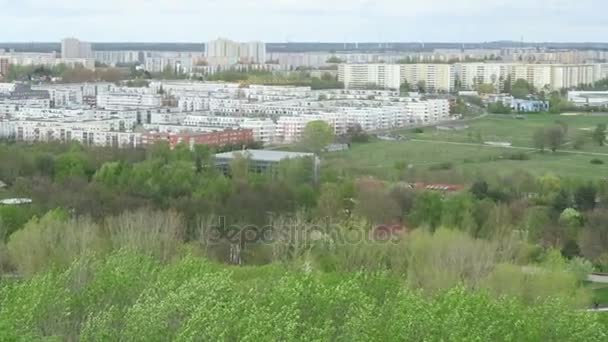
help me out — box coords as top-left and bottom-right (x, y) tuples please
(1, 0), (607, 43)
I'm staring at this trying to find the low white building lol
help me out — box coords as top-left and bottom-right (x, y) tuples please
(568, 91), (608, 107)
(97, 93), (162, 110)
(13, 119), (141, 148)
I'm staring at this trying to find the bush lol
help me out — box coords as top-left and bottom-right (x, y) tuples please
(428, 162), (454, 171)
(412, 128), (424, 134)
(590, 158), (604, 165)
(507, 151), (531, 161)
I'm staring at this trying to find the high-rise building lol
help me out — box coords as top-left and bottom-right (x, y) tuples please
(61, 38), (93, 59)
(0, 58), (9, 77)
(206, 38), (266, 65)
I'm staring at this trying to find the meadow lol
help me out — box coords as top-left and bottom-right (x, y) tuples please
(323, 113), (608, 182)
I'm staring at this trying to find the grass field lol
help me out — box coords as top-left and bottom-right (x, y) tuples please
(585, 281), (608, 305)
(323, 113), (608, 182)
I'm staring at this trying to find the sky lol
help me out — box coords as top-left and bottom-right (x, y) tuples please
(1, 0), (607, 42)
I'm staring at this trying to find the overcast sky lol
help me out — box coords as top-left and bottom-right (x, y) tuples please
(1, 0), (606, 42)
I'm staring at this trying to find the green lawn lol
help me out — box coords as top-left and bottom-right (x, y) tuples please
(585, 281), (608, 305)
(402, 113), (608, 151)
(322, 113), (608, 182)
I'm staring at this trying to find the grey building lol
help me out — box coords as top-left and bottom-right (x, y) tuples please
(215, 149), (320, 182)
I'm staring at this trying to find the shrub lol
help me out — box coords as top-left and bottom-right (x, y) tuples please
(590, 158), (604, 165)
(507, 151), (531, 161)
(428, 162), (454, 171)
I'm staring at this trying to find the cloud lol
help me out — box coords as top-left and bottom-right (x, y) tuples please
(0, 0), (606, 42)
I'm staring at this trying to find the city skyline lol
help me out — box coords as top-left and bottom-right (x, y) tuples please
(1, 0), (607, 43)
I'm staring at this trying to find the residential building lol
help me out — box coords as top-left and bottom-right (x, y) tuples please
(96, 93), (162, 110)
(338, 64), (402, 90)
(0, 58), (9, 77)
(142, 128), (253, 149)
(94, 50), (143, 66)
(206, 38), (266, 65)
(61, 38), (93, 59)
(399, 64), (453, 92)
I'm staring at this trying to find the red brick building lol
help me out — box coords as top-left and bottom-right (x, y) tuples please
(142, 129), (253, 149)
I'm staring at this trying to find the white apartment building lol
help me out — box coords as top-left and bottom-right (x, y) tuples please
(245, 85), (312, 101)
(97, 93), (162, 110)
(144, 57), (194, 74)
(338, 64), (402, 90)
(149, 81), (240, 95)
(0, 52), (95, 70)
(0, 120), (15, 138)
(241, 118), (276, 144)
(399, 64), (453, 92)
(30, 85), (89, 107)
(181, 115), (276, 144)
(453, 63), (510, 90)
(341, 62), (608, 92)
(0, 83), (16, 94)
(206, 38), (266, 65)
(61, 38), (93, 59)
(94, 50), (142, 66)
(13, 120), (140, 148)
(0, 99), (51, 115)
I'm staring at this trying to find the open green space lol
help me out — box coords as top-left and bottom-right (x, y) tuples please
(405, 113), (608, 151)
(323, 113), (608, 182)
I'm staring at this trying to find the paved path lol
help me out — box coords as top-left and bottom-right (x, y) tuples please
(409, 139), (608, 157)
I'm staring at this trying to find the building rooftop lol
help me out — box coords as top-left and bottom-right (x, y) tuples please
(215, 149), (315, 162)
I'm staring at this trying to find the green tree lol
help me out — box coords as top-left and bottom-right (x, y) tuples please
(301, 120), (334, 154)
(545, 126), (565, 152)
(592, 123), (606, 146)
(476, 83), (496, 94)
(511, 79), (534, 99)
(574, 184), (597, 211)
(533, 128), (546, 152)
(400, 80), (411, 94)
(410, 191), (443, 230)
(416, 80), (427, 93)
(488, 102), (512, 114)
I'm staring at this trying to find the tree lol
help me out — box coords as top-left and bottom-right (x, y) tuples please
(511, 79), (534, 99)
(301, 121), (334, 154)
(533, 128), (546, 152)
(470, 180), (489, 200)
(573, 132), (588, 150)
(552, 190), (571, 213)
(579, 210), (608, 267)
(400, 80), (411, 94)
(416, 80), (427, 93)
(409, 191), (443, 230)
(476, 83), (496, 94)
(545, 126), (565, 152)
(592, 123), (606, 146)
(488, 102), (511, 114)
(574, 184), (597, 211)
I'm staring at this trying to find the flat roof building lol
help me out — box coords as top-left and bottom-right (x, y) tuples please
(215, 149), (320, 181)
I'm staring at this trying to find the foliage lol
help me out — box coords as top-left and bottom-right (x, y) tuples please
(592, 123), (607, 146)
(301, 120), (334, 154)
(488, 101), (512, 114)
(511, 79), (535, 99)
(0, 251), (604, 341)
